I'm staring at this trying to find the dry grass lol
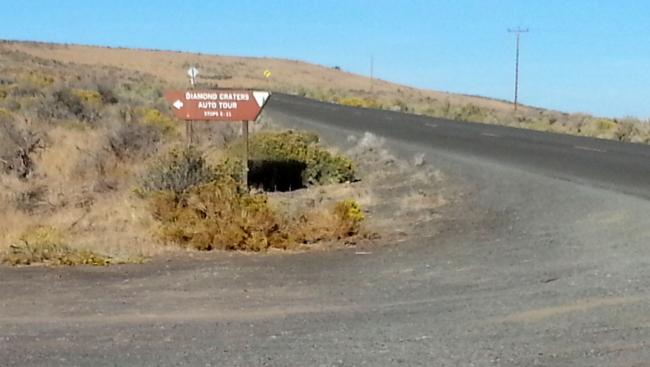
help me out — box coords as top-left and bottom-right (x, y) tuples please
(0, 51), (177, 264)
(0, 41), (525, 115)
(67, 191), (168, 260)
(0, 41), (457, 266)
(292, 199), (365, 243)
(0, 175), (157, 264)
(140, 143), (364, 252)
(2, 226), (110, 266)
(4, 40), (648, 144)
(343, 131), (451, 234)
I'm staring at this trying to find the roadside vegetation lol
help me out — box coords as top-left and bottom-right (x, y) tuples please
(0, 48), (364, 266)
(6, 40), (643, 266)
(5, 41), (650, 145)
(138, 134), (361, 252)
(291, 88), (650, 144)
(3, 226), (111, 266)
(228, 131), (355, 186)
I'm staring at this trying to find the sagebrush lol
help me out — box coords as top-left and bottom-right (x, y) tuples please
(2, 226), (110, 266)
(138, 147), (218, 197)
(228, 131), (355, 186)
(141, 146), (364, 251)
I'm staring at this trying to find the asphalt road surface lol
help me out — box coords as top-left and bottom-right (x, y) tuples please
(269, 94), (650, 199)
(1, 95), (649, 366)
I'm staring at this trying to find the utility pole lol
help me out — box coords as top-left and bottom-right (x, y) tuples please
(508, 27), (528, 111)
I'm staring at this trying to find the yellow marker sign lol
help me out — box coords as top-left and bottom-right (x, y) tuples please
(263, 70), (272, 78)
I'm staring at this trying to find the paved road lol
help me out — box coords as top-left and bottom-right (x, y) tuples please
(1, 96), (649, 366)
(268, 94), (650, 199)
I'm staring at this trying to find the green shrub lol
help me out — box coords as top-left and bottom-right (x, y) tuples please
(142, 140), (362, 252)
(109, 121), (162, 160)
(149, 180), (365, 251)
(0, 110), (42, 178)
(71, 89), (102, 106)
(51, 88), (94, 121)
(228, 131), (355, 186)
(339, 97), (382, 109)
(97, 84), (119, 104)
(10, 72), (54, 97)
(150, 179), (292, 251)
(24, 71), (55, 88)
(333, 199), (365, 236)
(140, 108), (176, 135)
(2, 226), (110, 266)
(119, 78), (166, 106)
(138, 147), (218, 197)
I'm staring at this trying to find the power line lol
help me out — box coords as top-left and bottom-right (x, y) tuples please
(508, 27), (529, 111)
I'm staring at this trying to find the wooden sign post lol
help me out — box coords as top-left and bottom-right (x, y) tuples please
(186, 66), (199, 146)
(164, 89), (271, 189)
(242, 120), (249, 188)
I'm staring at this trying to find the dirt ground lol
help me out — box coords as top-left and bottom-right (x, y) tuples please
(2, 126), (649, 365)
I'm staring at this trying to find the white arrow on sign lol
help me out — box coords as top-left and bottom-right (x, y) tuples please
(253, 91), (270, 107)
(173, 100), (184, 110)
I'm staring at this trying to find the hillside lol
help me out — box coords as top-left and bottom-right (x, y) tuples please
(0, 42), (453, 265)
(0, 43), (379, 264)
(3, 40), (648, 144)
(0, 40), (515, 112)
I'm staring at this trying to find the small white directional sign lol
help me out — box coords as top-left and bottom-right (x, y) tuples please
(187, 66), (199, 79)
(187, 66), (199, 87)
(173, 100), (184, 110)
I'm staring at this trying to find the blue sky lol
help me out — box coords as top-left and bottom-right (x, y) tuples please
(2, 0), (650, 118)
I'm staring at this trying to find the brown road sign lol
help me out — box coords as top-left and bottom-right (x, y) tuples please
(164, 90), (271, 121)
